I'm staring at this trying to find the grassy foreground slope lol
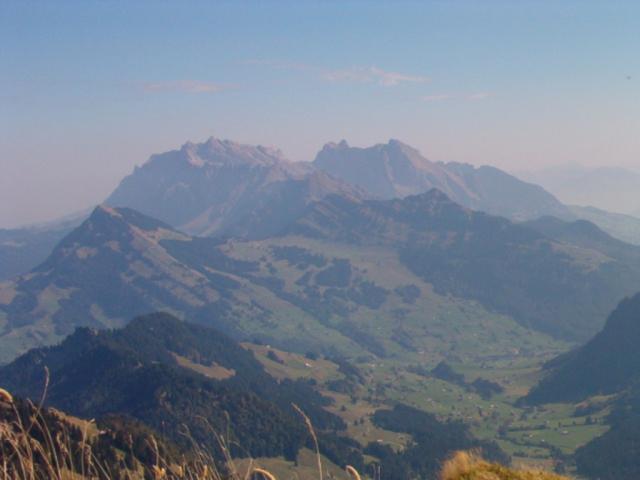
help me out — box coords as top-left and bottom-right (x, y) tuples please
(441, 452), (569, 480)
(0, 389), (567, 480)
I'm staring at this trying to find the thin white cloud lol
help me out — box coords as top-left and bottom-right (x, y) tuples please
(240, 59), (315, 72)
(323, 66), (429, 86)
(422, 94), (453, 102)
(143, 80), (231, 94)
(468, 92), (493, 100)
(421, 92), (494, 102)
(244, 59), (428, 87)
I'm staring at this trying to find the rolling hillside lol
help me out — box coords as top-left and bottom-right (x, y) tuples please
(285, 189), (640, 340)
(0, 201), (570, 365)
(0, 312), (507, 479)
(4, 190), (640, 364)
(0, 312), (346, 460)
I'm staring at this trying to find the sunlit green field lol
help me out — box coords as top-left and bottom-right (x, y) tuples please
(247, 337), (610, 474)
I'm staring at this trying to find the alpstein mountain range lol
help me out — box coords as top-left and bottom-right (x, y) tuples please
(4, 137), (640, 284)
(106, 137), (364, 238)
(314, 139), (569, 221)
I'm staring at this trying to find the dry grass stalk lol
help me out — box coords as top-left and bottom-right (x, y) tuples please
(345, 464), (362, 480)
(0, 388), (13, 404)
(251, 467), (277, 480)
(292, 403), (322, 480)
(0, 379), (283, 480)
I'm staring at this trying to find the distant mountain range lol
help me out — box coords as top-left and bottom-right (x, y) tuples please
(313, 140), (640, 245)
(314, 139), (570, 221)
(105, 136), (640, 246)
(565, 205), (640, 246)
(3, 187), (640, 363)
(3, 135), (640, 477)
(313, 140), (568, 220)
(106, 137), (363, 238)
(520, 165), (640, 216)
(522, 216), (640, 265)
(104, 136), (574, 237)
(2, 136), (640, 364)
(3, 137), (640, 282)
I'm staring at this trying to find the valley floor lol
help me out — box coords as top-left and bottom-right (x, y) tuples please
(246, 341), (607, 477)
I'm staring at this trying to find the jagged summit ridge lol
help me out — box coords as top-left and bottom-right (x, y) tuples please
(179, 136), (289, 168)
(314, 138), (570, 221)
(105, 136), (356, 235)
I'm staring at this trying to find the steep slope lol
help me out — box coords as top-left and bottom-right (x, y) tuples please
(286, 190), (640, 341)
(522, 216), (640, 264)
(313, 139), (569, 221)
(106, 137), (361, 238)
(525, 293), (640, 404)
(3, 191), (637, 362)
(522, 294), (640, 480)
(1, 202), (569, 365)
(0, 312), (343, 460)
(573, 380), (640, 480)
(0, 205), (373, 362)
(568, 205), (640, 246)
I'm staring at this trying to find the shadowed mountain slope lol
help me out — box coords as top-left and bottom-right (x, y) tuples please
(525, 293), (640, 404)
(523, 294), (640, 479)
(0, 312), (510, 477)
(286, 189), (640, 341)
(523, 216), (640, 264)
(567, 205), (640, 246)
(0, 312), (343, 460)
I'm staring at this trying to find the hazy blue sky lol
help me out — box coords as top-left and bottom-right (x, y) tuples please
(1, 1), (639, 227)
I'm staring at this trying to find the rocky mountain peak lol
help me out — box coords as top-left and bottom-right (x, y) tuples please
(176, 136), (288, 168)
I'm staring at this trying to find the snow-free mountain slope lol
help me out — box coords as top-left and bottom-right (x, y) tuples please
(313, 139), (570, 221)
(106, 137), (362, 238)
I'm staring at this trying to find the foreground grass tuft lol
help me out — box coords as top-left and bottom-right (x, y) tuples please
(440, 451), (570, 480)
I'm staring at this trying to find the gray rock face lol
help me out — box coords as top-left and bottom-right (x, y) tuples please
(314, 139), (570, 221)
(106, 137), (360, 237)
